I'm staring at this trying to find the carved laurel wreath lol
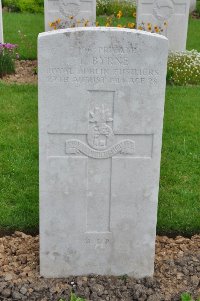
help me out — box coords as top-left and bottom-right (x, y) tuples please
(153, 0), (174, 21)
(59, 0), (81, 18)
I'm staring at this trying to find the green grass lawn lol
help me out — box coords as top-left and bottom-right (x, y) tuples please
(3, 12), (200, 60)
(3, 12), (44, 60)
(187, 17), (200, 51)
(0, 84), (199, 235)
(158, 86), (200, 236)
(0, 84), (38, 234)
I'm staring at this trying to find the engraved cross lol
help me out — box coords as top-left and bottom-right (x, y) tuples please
(48, 89), (153, 242)
(65, 90), (135, 234)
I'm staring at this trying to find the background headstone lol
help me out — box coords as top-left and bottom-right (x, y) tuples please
(44, 0), (96, 31)
(190, 0), (196, 13)
(137, 0), (190, 51)
(0, 0), (3, 43)
(38, 27), (168, 278)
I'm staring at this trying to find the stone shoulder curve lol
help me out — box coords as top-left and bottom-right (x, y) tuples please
(38, 26), (168, 42)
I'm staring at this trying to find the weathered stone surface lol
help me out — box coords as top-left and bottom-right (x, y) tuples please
(38, 27), (168, 277)
(44, 0), (96, 31)
(0, 0), (3, 43)
(137, 0), (190, 51)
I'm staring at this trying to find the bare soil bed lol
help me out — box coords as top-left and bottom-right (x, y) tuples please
(0, 232), (199, 301)
(1, 60), (37, 85)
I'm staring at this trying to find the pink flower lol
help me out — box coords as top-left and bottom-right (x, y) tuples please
(0, 43), (17, 49)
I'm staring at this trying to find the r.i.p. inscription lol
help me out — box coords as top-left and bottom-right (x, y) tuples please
(39, 28), (168, 278)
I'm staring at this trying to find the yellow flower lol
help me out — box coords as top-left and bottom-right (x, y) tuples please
(164, 21), (168, 27)
(127, 22), (135, 29)
(96, 21), (99, 26)
(105, 22), (110, 27)
(117, 24), (122, 28)
(117, 10), (123, 19)
(49, 21), (58, 29)
(84, 19), (89, 26)
(133, 12), (136, 18)
(57, 18), (61, 24)
(138, 26), (143, 30)
(147, 25), (152, 31)
(154, 26), (159, 33)
(69, 16), (74, 19)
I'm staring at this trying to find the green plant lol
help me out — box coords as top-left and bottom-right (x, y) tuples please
(166, 68), (174, 85)
(96, 0), (136, 17)
(17, 0), (43, 13)
(119, 274), (128, 281)
(33, 66), (37, 75)
(69, 293), (86, 301)
(58, 293), (86, 301)
(167, 50), (200, 86)
(181, 293), (200, 301)
(2, 0), (20, 12)
(181, 293), (193, 301)
(2, 0), (44, 13)
(0, 43), (18, 78)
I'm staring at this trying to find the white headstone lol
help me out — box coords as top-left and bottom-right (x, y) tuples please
(38, 27), (168, 278)
(190, 0), (196, 13)
(44, 0), (96, 31)
(137, 0), (190, 51)
(0, 0), (3, 43)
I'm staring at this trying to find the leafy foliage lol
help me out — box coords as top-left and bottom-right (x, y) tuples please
(2, 0), (44, 13)
(70, 293), (86, 301)
(0, 43), (17, 77)
(96, 0), (136, 17)
(181, 293), (200, 301)
(58, 293), (86, 301)
(167, 50), (200, 86)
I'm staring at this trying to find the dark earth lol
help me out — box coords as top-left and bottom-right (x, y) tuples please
(0, 232), (199, 301)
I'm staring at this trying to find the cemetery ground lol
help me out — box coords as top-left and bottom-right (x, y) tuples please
(0, 9), (199, 301)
